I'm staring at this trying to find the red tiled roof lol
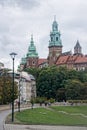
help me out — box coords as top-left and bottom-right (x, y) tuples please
(56, 54), (87, 65)
(38, 58), (47, 65)
(56, 55), (70, 65)
(75, 55), (87, 63)
(68, 55), (78, 62)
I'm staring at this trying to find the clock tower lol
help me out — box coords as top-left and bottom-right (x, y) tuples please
(48, 17), (62, 66)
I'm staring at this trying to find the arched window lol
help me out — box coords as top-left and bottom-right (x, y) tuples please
(32, 61), (35, 65)
(56, 37), (58, 41)
(51, 37), (53, 41)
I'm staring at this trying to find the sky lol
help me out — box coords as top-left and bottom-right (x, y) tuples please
(0, 0), (87, 70)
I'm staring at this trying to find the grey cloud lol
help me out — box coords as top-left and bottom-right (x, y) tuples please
(0, 35), (11, 46)
(0, 35), (12, 57)
(0, 0), (40, 9)
(0, 0), (87, 69)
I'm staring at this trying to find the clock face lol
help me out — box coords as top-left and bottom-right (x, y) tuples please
(32, 61), (35, 65)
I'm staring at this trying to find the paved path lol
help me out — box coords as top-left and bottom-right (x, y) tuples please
(1, 105), (87, 130)
(0, 109), (11, 130)
(4, 124), (87, 130)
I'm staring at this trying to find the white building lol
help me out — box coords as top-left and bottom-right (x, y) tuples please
(8, 71), (36, 103)
(18, 71), (36, 102)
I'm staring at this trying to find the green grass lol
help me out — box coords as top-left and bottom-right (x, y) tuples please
(51, 105), (87, 115)
(14, 106), (87, 126)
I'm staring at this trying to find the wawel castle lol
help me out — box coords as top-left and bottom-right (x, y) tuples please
(19, 18), (87, 71)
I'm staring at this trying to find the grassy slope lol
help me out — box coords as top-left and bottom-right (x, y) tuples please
(15, 106), (87, 126)
(51, 105), (87, 115)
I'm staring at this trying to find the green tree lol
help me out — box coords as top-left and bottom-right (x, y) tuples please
(37, 66), (68, 99)
(56, 88), (66, 101)
(80, 82), (87, 99)
(24, 66), (87, 101)
(0, 70), (18, 104)
(65, 79), (84, 100)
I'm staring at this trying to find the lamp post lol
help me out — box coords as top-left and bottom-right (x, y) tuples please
(18, 77), (21, 112)
(10, 52), (17, 122)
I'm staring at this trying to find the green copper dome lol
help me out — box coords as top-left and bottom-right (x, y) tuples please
(20, 56), (26, 65)
(49, 18), (62, 47)
(27, 35), (38, 58)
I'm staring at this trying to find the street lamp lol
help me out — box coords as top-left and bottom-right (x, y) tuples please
(10, 52), (17, 122)
(18, 77), (21, 112)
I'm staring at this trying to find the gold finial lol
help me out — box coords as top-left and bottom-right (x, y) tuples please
(54, 15), (56, 21)
(31, 34), (33, 41)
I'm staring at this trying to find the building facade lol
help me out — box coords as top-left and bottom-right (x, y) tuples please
(17, 71), (36, 102)
(12, 71), (36, 103)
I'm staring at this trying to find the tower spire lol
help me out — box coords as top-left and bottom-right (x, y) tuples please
(31, 34), (33, 41)
(74, 40), (82, 54)
(31, 34), (33, 43)
(54, 15), (56, 21)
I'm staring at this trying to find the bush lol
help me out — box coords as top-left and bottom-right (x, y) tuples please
(48, 98), (55, 103)
(35, 97), (47, 104)
(68, 100), (87, 104)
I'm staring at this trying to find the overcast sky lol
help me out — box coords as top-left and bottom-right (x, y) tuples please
(0, 0), (87, 70)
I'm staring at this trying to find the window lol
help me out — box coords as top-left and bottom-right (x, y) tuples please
(51, 37), (53, 41)
(32, 61), (35, 65)
(56, 37), (58, 41)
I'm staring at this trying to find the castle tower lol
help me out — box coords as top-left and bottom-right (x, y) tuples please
(74, 40), (82, 54)
(48, 17), (62, 65)
(26, 35), (39, 68)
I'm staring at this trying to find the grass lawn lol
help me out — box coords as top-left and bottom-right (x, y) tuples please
(14, 105), (87, 126)
(51, 105), (87, 115)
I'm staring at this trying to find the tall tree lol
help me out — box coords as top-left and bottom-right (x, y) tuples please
(0, 69), (18, 104)
(65, 79), (84, 100)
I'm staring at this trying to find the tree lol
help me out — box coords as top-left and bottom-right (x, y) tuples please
(24, 66), (87, 101)
(56, 88), (66, 101)
(24, 67), (41, 81)
(80, 82), (87, 99)
(65, 79), (84, 100)
(0, 70), (18, 104)
(37, 66), (68, 99)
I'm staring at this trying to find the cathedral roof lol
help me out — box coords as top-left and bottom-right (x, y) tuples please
(75, 55), (87, 64)
(56, 55), (70, 65)
(38, 58), (47, 65)
(56, 53), (87, 65)
(74, 40), (81, 49)
(26, 35), (38, 58)
(49, 18), (62, 47)
(20, 56), (26, 65)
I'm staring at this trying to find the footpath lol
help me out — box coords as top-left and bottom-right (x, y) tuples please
(0, 105), (11, 111)
(4, 124), (87, 130)
(0, 104), (87, 130)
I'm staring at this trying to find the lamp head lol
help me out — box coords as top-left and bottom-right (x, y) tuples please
(10, 52), (17, 59)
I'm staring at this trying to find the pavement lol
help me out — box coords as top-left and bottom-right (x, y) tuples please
(1, 104), (87, 130)
(3, 124), (87, 130)
(0, 105), (11, 111)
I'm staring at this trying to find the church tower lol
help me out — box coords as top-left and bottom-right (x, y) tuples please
(48, 17), (62, 66)
(74, 40), (82, 54)
(26, 35), (39, 68)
